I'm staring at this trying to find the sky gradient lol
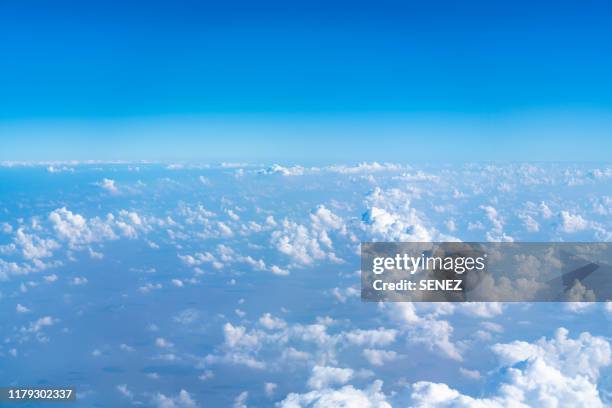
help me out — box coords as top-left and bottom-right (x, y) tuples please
(1, 0), (611, 161)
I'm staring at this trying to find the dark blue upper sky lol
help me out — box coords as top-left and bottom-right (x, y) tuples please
(0, 0), (610, 161)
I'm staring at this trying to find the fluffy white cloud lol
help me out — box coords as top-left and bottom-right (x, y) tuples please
(332, 286), (359, 303)
(394, 170), (440, 182)
(362, 349), (397, 366)
(21, 316), (57, 333)
(116, 384), (133, 399)
(361, 187), (455, 242)
(233, 391), (248, 408)
(14, 228), (59, 260)
(151, 389), (197, 408)
(155, 337), (174, 348)
(208, 319), (340, 371)
(558, 211), (589, 233)
(519, 214), (540, 233)
(98, 178), (118, 193)
(224, 323), (261, 349)
(362, 206), (433, 242)
(16, 303), (30, 313)
(279, 380), (391, 408)
(458, 368), (481, 380)
(260, 164), (306, 176)
(71, 276), (88, 285)
(173, 309), (200, 325)
(44, 274), (58, 282)
(47, 165), (74, 173)
(409, 328), (611, 408)
(605, 301), (612, 316)
(49, 208), (117, 246)
(48, 207), (156, 248)
(270, 204), (346, 265)
(178, 252), (215, 266)
(254, 162), (408, 178)
(307, 366), (353, 389)
(0, 252), (61, 280)
(344, 328), (397, 347)
(310, 205), (344, 231)
(271, 220), (331, 265)
(139, 282), (162, 293)
(270, 265), (290, 276)
(326, 162), (404, 174)
(458, 302), (503, 318)
(481, 205), (513, 242)
(217, 221), (234, 237)
(492, 327), (610, 382)
(260, 313), (287, 330)
(389, 303), (462, 361)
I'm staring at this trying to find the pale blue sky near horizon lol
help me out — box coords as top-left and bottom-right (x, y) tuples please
(2, 111), (611, 163)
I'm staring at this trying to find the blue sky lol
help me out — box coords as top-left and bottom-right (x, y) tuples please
(1, 0), (611, 161)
